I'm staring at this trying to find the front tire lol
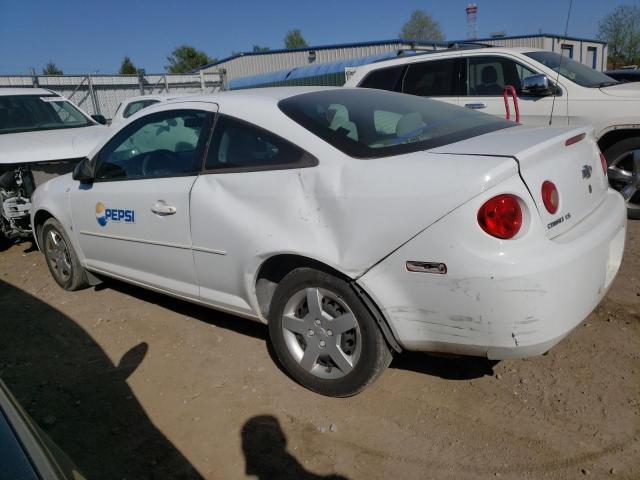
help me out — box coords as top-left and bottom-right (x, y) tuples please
(268, 268), (392, 397)
(41, 218), (88, 291)
(604, 137), (640, 220)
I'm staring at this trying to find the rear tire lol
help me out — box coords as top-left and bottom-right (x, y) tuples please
(604, 137), (640, 220)
(268, 268), (392, 397)
(41, 218), (88, 291)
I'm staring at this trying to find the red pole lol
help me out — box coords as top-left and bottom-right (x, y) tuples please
(502, 85), (520, 123)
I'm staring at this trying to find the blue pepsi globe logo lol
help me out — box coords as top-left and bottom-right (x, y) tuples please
(95, 202), (107, 226)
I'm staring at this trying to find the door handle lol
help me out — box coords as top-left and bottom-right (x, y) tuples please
(464, 102), (487, 109)
(151, 203), (177, 216)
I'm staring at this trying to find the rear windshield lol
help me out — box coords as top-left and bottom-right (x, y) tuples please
(278, 89), (513, 158)
(0, 94), (92, 135)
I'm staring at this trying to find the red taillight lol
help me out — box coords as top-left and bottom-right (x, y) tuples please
(541, 181), (559, 214)
(477, 194), (522, 239)
(599, 152), (607, 177)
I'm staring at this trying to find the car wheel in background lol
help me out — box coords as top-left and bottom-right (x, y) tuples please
(268, 268), (392, 397)
(605, 137), (640, 220)
(42, 218), (88, 291)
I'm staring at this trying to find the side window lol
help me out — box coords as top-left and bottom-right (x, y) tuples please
(402, 59), (460, 97)
(123, 99), (160, 119)
(95, 109), (211, 181)
(467, 56), (537, 96)
(358, 66), (404, 92)
(205, 115), (316, 171)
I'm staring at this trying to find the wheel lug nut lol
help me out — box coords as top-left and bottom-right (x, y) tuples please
(308, 330), (314, 337)
(327, 330), (333, 336)
(319, 340), (326, 348)
(315, 319), (321, 326)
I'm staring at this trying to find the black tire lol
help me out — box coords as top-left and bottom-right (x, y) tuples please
(604, 137), (640, 220)
(268, 268), (392, 397)
(41, 218), (88, 291)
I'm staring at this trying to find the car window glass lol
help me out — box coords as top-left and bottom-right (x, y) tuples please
(0, 95), (91, 134)
(373, 110), (403, 135)
(205, 115), (312, 171)
(359, 66), (404, 92)
(467, 56), (536, 95)
(95, 110), (210, 180)
(123, 99), (160, 118)
(279, 89), (513, 159)
(402, 59), (459, 97)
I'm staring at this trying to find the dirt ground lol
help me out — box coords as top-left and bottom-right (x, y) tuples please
(1, 222), (639, 480)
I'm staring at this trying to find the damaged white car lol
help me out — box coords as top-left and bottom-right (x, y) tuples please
(30, 87), (626, 396)
(0, 88), (108, 242)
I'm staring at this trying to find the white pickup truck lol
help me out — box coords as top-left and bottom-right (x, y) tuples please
(345, 46), (640, 218)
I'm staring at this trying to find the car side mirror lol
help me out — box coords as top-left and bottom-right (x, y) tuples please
(522, 74), (554, 96)
(91, 114), (107, 125)
(72, 157), (95, 184)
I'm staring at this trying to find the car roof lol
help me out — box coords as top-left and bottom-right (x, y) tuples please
(358, 46), (544, 70)
(164, 86), (339, 105)
(0, 88), (61, 97)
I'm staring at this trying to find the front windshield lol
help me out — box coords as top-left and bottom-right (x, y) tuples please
(279, 89), (514, 159)
(0, 94), (92, 135)
(524, 51), (618, 88)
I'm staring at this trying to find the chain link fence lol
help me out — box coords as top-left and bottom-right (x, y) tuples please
(0, 71), (226, 120)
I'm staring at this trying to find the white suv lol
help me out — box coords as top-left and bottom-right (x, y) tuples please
(345, 46), (640, 218)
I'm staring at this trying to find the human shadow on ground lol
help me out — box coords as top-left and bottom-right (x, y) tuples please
(241, 415), (348, 480)
(0, 279), (203, 479)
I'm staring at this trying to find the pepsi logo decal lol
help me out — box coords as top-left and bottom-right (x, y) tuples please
(95, 202), (107, 226)
(95, 202), (135, 226)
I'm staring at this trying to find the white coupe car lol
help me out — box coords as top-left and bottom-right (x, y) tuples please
(30, 87), (626, 396)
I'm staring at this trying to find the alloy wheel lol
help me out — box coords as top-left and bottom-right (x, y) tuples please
(281, 287), (361, 380)
(45, 229), (72, 284)
(608, 148), (640, 212)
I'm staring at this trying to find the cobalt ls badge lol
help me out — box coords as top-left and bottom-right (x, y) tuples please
(95, 202), (135, 226)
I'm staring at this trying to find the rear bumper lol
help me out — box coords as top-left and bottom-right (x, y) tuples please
(359, 187), (627, 360)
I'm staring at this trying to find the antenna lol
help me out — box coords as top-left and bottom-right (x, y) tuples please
(466, 4), (478, 40)
(549, 0), (573, 125)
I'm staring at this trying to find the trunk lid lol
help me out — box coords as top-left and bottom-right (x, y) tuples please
(431, 125), (609, 238)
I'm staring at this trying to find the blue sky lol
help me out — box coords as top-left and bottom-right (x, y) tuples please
(0, 0), (635, 74)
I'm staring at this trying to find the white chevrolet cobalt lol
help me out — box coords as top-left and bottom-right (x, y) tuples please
(31, 87), (626, 396)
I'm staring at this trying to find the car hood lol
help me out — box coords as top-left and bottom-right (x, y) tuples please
(599, 81), (640, 98)
(0, 125), (109, 165)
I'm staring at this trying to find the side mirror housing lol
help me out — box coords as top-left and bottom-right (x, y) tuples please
(91, 114), (107, 125)
(522, 74), (554, 96)
(72, 158), (94, 184)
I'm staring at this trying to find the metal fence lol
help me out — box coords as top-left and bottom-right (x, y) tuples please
(0, 71), (226, 120)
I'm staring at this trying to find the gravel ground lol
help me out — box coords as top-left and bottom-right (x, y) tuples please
(0, 221), (638, 480)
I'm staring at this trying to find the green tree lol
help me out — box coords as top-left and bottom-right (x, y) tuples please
(284, 29), (308, 49)
(400, 10), (445, 42)
(598, 5), (640, 68)
(165, 45), (215, 73)
(119, 56), (138, 74)
(42, 62), (63, 75)
(252, 45), (270, 52)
